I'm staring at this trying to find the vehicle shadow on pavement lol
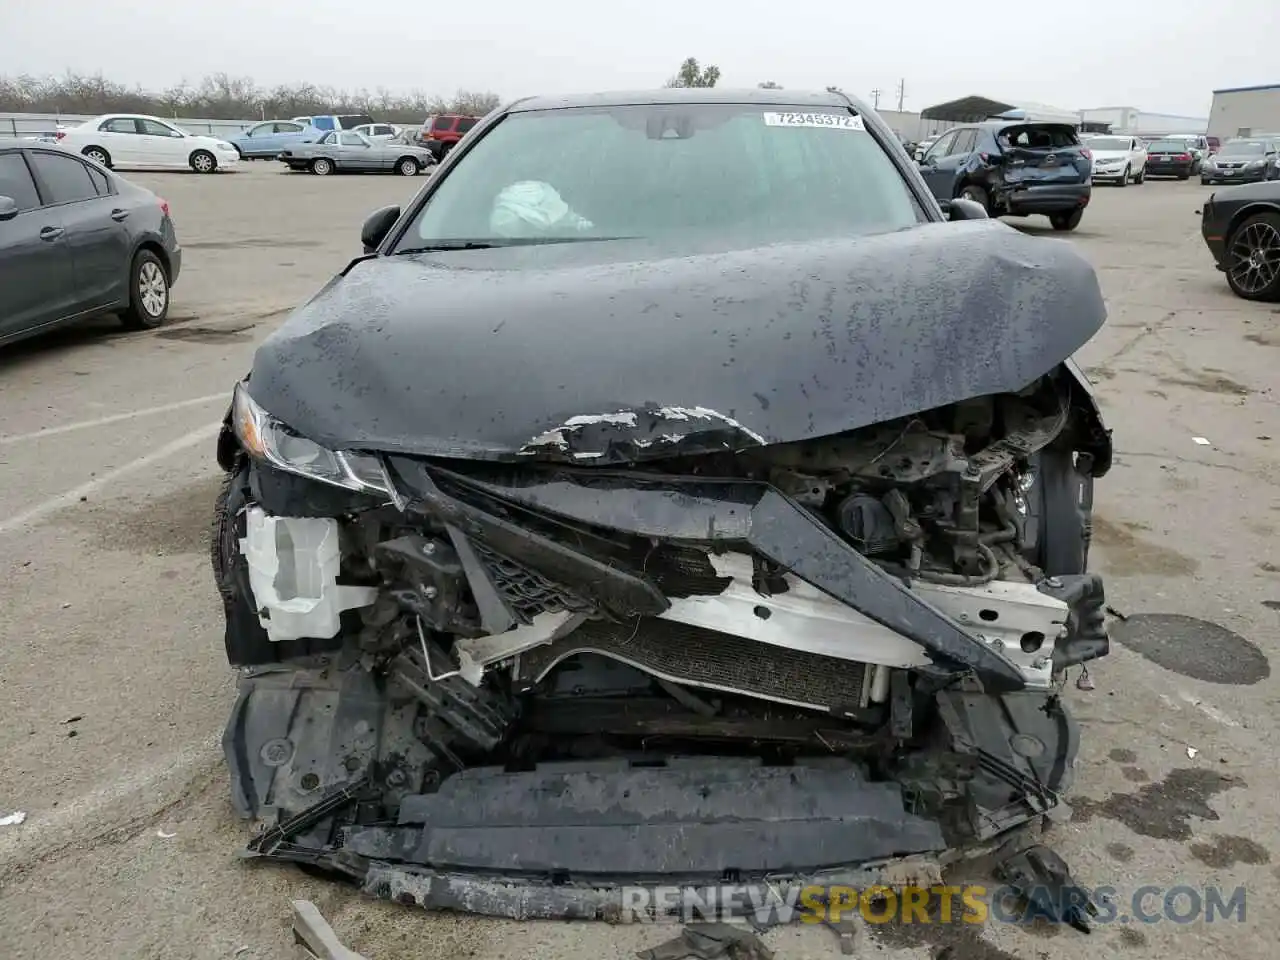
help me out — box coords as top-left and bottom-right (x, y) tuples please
(1003, 219), (1103, 239)
(0, 315), (156, 372)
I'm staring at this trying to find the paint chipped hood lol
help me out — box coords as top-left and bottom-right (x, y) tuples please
(247, 220), (1106, 463)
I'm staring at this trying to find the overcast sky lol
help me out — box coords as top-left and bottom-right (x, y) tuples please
(1, 0), (1271, 117)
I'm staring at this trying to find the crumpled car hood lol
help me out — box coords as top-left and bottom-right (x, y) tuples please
(248, 220), (1105, 462)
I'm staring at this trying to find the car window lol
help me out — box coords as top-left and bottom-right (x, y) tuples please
(85, 163), (110, 196)
(457, 118), (479, 133)
(432, 117), (454, 132)
(339, 133), (367, 147)
(29, 152), (99, 205)
(140, 119), (182, 138)
(1088, 137), (1131, 151)
(923, 131), (956, 160)
(100, 117), (139, 134)
(1219, 140), (1266, 156)
(949, 129), (977, 156)
(247, 122), (271, 137)
(313, 117), (336, 130)
(400, 104), (925, 251)
(379, 125), (395, 136)
(320, 132), (338, 145)
(276, 122), (303, 133)
(0, 152), (40, 211)
(999, 124), (1079, 149)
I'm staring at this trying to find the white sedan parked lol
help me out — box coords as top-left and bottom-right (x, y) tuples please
(55, 114), (241, 174)
(352, 123), (402, 143)
(1087, 134), (1148, 186)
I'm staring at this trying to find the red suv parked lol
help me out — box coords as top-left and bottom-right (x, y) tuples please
(416, 115), (481, 159)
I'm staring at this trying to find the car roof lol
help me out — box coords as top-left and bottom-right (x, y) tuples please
(971, 119), (1077, 129)
(92, 113), (173, 123)
(507, 87), (865, 113)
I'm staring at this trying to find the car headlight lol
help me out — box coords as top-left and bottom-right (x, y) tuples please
(231, 383), (392, 495)
(1247, 159), (1265, 168)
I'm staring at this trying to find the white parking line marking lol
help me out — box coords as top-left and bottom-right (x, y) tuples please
(0, 422), (223, 536)
(0, 393), (228, 447)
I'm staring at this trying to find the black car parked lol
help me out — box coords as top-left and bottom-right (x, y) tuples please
(1200, 180), (1280, 300)
(1143, 139), (1196, 179)
(0, 144), (181, 347)
(1201, 138), (1279, 186)
(916, 121), (1092, 231)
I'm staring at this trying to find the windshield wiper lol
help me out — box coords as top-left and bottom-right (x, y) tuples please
(395, 236), (637, 255)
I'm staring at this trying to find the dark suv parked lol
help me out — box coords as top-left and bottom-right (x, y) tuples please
(415, 114), (481, 160)
(917, 121), (1092, 231)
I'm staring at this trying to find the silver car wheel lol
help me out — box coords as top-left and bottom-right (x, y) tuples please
(138, 261), (168, 318)
(191, 151), (216, 174)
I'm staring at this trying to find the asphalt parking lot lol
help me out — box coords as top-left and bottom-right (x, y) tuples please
(1, 164), (1278, 960)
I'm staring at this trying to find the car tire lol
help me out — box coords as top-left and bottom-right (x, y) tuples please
(189, 150), (217, 174)
(396, 156), (420, 176)
(311, 157), (334, 176)
(1224, 211), (1280, 302)
(957, 183), (990, 212)
(1116, 165), (1129, 187)
(1177, 172), (1189, 180)
(1135, 168), (1145, 184)
(82, 146), (112, 168)
(1049, 208), (1084, 232)
(119, 249), (170, 330)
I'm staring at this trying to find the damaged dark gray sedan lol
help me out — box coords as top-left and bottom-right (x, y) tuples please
(212, 88), (1113, 925)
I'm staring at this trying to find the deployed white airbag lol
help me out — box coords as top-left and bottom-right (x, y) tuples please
(240, 507), (377, 643)
(490, 180), (593, 238)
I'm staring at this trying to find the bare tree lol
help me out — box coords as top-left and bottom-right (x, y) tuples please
(0, 71), (502, 124)
(666, 58), (721, 88)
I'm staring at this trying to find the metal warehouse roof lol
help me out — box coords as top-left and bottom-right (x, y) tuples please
(1212, 84), (1280, 95)
(920, 95), (1017, 122)
(921, 95), (1079, 125)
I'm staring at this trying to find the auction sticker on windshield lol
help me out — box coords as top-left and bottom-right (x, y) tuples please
(763, 112), (865, 131)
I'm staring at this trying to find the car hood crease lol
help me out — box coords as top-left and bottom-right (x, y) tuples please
(248, 220), (1106, 461)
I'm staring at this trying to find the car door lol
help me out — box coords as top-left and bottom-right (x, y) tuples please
(137, 118), (188, 167)
(338, 132), (378, 170)
(241, 121), (276, 156)
(0, 150), (79, 340)
(917, 130), (958, 199)
(273, 121), (309, 152)
(924, 130), (974, 198)
(96, 116), (142, 165)
(27, 149), (131, 311)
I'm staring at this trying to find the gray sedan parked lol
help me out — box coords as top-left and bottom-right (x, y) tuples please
(0, 144), (182, 347)
(280, 130), (434, 176)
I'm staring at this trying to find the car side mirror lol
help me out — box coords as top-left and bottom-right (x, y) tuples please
(942, 198), (988, 221)
(361, 205), (400, 252)
(0, 196), (18, 221)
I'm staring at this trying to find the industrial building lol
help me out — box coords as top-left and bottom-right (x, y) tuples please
(1207, 84), (1280, 140)
(1078, 106), (1207, 136)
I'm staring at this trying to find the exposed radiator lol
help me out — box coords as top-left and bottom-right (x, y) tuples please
(517, 618), (871, 713)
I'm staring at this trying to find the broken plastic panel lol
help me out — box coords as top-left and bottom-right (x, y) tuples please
(240, 507), (377, 643)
